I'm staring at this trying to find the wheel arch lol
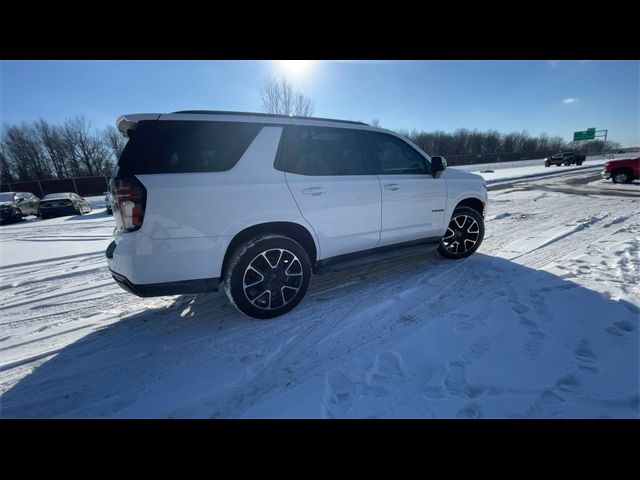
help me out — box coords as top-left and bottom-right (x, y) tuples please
(221, 221), (318, 279)
(454, 197), (485, 217)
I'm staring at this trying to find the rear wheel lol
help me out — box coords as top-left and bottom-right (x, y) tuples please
(224, 235), (312, 319)
(437, 207), (485, 259)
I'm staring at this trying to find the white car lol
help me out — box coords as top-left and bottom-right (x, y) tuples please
(106, 110), (488, 319)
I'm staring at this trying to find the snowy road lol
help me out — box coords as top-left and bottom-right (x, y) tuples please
(0, 173), (638, 418)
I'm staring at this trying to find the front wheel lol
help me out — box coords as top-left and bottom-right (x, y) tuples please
(224, 235), (312, 319)
(437, 207), (485, 259)
(612, 171), (631, 184)
(13, 209), (22, 222)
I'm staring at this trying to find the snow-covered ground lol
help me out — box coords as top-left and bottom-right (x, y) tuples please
(586, 179), (640, 192)
(0, 175), (638, 418)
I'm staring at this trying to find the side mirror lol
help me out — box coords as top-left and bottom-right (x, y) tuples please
(431, 156), (447, 177)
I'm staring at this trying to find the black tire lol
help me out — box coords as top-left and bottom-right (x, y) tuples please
(13, 209), (22, 222)
(612, 170), (631, 184)
(106, 207), (112, 215)
(223, 235), (312, 319)
(556, 163), (562, 167)
(576, 161), (583, 166)
(563, 161), (571, 166)
(437, 206), (485, 260)
(545, 163), (550, 167)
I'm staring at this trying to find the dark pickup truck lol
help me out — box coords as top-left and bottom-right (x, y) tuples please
(544, 151), (586, 167)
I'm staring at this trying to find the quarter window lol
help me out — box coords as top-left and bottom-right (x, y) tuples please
(117, 121), (263, 175)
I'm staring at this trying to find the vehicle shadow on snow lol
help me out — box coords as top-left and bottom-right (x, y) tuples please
(1, 251), (638, 418)
(65, 210), (110, 221)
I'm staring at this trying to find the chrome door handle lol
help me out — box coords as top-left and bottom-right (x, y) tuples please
(384, 184), (400, 191)
(301, 187), (326, 196)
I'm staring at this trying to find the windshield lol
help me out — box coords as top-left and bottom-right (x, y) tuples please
(0, 193), (15, 202)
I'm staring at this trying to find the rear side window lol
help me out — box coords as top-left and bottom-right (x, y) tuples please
(117, 121), (262, 175)
(360, 131), (429, 175)
(276, 126), (370, 175)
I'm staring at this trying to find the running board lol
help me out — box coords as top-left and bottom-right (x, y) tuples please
(314, 237), (441, 274)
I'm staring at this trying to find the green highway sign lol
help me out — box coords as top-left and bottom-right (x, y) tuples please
(573, 128), (596, 141)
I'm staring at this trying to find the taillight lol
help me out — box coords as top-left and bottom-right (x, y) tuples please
(111, 176), (147, 232)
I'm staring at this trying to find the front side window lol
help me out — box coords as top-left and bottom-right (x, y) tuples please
(360, 131), (429, 175)
(276, 126), (370, 176)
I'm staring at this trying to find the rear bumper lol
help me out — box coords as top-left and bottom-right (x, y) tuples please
(109, 267), (219, 297)
(40, 205), (78, 216)
(105, 238), (223, 297)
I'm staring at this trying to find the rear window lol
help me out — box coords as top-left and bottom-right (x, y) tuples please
(43, 193), (72, 200)
(117, 120), (262, 175)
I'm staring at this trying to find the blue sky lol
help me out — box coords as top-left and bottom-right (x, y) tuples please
(1, 60), (638, 146)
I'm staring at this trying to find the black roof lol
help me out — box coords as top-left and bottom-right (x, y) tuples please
(171, 110), (368, 126)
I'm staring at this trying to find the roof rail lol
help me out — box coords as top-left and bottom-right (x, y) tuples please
(171, 110), (369, 126)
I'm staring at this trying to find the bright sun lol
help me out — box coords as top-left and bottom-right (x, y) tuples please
(278, 60), (312, 75)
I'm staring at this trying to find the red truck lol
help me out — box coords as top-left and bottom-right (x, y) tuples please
(602, 157), (640, 184)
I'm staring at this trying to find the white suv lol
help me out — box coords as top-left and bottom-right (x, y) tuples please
(106, 111), (487, 319)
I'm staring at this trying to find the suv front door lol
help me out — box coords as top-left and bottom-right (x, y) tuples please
(277, 125), (382, 259)
(360, 131), (446, 246)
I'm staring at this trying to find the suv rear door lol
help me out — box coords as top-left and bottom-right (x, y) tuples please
(277, 125), (381, 259)
(360, 131), (446, 245)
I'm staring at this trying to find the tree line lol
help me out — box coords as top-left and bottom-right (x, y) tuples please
(392, 127), (620, 164)
(0, 116), (126, 183)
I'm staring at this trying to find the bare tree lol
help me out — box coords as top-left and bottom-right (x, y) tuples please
(65, 116), (113, 176)
(260, 76), (314, 116)
(0, 148), (16, 183)
(103, 125), (127, 162)
(1, 123), (52, 181)
(34, 119), (73, 178)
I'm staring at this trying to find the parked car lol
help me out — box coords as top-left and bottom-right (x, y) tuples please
(106, 110), (488, 319)
(104, 191), (113, 214)
(0, 191), (40, 224)
(601, 157), (640, 184)
(39, 193), (92, 219)
(544, 151), (586, 167)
